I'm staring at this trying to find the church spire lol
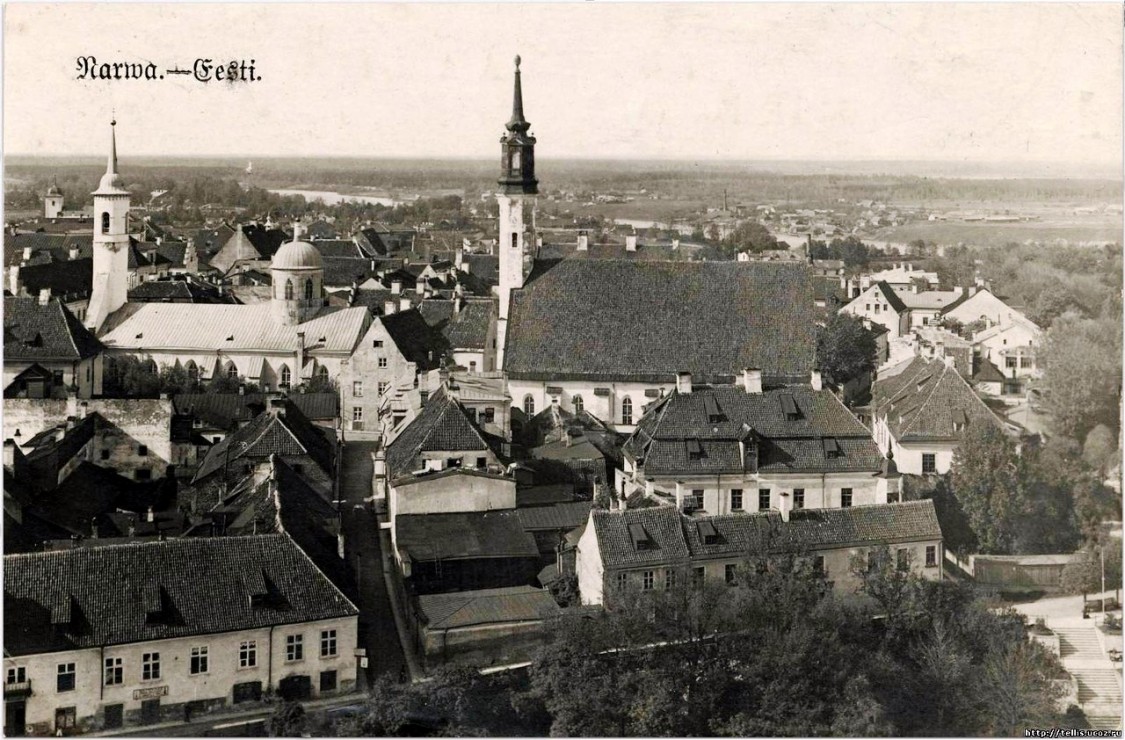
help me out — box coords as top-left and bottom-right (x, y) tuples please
(107, 114), (118, 176)
(506, 56), (530, 133)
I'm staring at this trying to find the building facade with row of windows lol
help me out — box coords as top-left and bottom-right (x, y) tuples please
(2, 535), (358, 736)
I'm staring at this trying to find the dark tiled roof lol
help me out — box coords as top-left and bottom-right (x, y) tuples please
(516, 500), (592, 531)
(17, 258), (93, 299)
(193, 225), (236, 256)
(4, 296), (103, 361)
(593, 500), (942, 569)
(625, 385), (882, 476)
(395, 511), (539, 562)
(416, 586), (559, 630)
(173, 393), (338, 431)
(871, 356), (1004, 442)
(386, 388), (491, 478)
(154, 242), (187, 268)
(4, 534), (356, 656)
(973, 357), (1006, 384)
(193, 401), (335, 482)
(128, 278), (228, 304)
(304, 221), (339, 240)
(464, 255), (499, 283)
(419, 299), (493, 351)
(874, 281), (908, 314)
(25, 461), (174, 537)
(312, 239), (360, 258)
(381, 308), (448, 369)
(505, 261), (817, 383)
(322, 257), (376, 287)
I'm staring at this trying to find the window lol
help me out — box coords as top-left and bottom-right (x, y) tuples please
(814, 555), (826, 576)
(511, 233), (519, 250)
(320, 629), (338, 658)
(101, 212), (110, 234)
(286, 634), (304, 662)
(896, 548), (909, 572)
(135, 468), (151, 481)
(1005, 356), (1017, 369)
(691, 489), (704, 510)
(7, 666), (26, 685)
(352, 406), (363, 423)
(922, 454), (936, 474)
(284, 279), (294, 300)
(511, 149), (521, 172)
(476, 457), (487, 468)
(693, 566), (706, 586)
(523, 395), (535, 416)
(104, 657), (123, 686)
(320, 670), (337, 693)
(469, 361), (477, 372)
(353, 381), (363, 397)
(304, 279), (314, 300)
(280, 366), (291, 388)
(190, 646), (209, 675)
(865, 303), (871, 312)
(621, 397), (633, 425)
(377, 382), (389, 396)
(642, 570), (655, 591)
(377, 357), (388, 369)
(730, 489), (743, 511)
(227, 362), (239, 379)
(317, 366), (329, 381)
(794, 488), (805, 509)
(758, 488), (770, 511)
(925, 545), (937, 567)
(725, 564), (737, 585)
(874, 304), (881, 314)
(138, 444), (148, 457)
(841, 488), (853, 508)
(665, 569), (676, 590)
(186, 361), (199, 381)
(57, 662), (76, 692)
(55, 707), (77, 732)
(239, 640), (257, 669)
(142, 652), (161, 681)
(101, 449), (110, 461)
(483, 407), (495, 424)
(572, 395), (584, 414)
(616, 572), (628, 591)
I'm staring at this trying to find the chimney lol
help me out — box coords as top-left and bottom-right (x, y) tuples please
(577, 231), (589, 251)
(374, 448), (386, 480)
(68, 246), (80, 261)
(942, 355), (956, 369)
(391, 279), (402, 295)
(862, 317), (872, 330)
(384, 300), (397, 316)
(454, 295), (463, 315)
(644, 479), (654, 498)
(21, 247), (31, 262)
(146, 506), (155, 523)
(676, 371), (692, 394)
(454, 247), (464, 269)
(3, 440), (15, 469)
(8, 265), (19, 296)
(953, 286), (964, 296)
(416, 277), (426, 295)
(536, 236), (543, 249)
(626, 234), (637, 252)
(675, 481), (685, 510)
(742, 368), (762, 394)
(38, 288), (51, 306)
(400, 296), (412, 313)
(618, 490), (628, 511)
(968, 285), (978, 297)
(778, 491), (792, 522)
(810, 370), (823, 391)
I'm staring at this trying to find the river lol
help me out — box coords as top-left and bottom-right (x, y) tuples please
(267, 188), (404, 207)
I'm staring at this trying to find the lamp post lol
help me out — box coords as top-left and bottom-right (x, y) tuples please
(1101, 546), (1107, 620)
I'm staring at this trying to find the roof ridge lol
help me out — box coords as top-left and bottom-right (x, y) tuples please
(897, 360), (945, 437)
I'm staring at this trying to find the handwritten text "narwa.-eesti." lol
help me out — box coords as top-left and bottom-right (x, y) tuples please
(76, 57), (261, 83)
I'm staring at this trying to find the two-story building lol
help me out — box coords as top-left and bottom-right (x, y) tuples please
(838, 282), (911, 341)
(4, 296), (104, 400)
(3, 535), (358, 736)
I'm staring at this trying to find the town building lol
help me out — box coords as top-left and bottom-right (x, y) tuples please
(870, 356), (1006, 475)
(620, 373), (897, 515)
(839, 281), (911, 341)
(574, 499), (944, 607)
(4, 296), (104, 399)
(3, 535), (358, 736)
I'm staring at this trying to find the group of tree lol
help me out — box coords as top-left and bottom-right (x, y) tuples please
(907, 424), (1120, 558)
(102, 355), (337, 398)
(809, 235), (878, 268)
(718, 220), (778, 256)
(815, 313), (878, 404)
(1041, 309), (1122, 443)
(309, 552), (1070, 738)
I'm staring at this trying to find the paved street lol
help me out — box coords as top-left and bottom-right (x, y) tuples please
(339, 441), (408, 684)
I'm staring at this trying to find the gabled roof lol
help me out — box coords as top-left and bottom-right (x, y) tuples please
(380, 308), (448, 369)
(128, 278), (228, 304)
(173, 392), (338, 430)
(592, 500), (942, 570)
(395, 510), (538, 562)
(415, 586), (559, 630)
(972, 357), (1007, 384)
(900, 290), (964, 311)
(871, 356), (1004, 442)
(17, 258), (93, 300)
(385, 388), (493, 478)
(505, 260), (817, 383)
(4, 296), (103, 361)
(4, 534), (356, 656)
(419, 300), (493, 351)
(872, 281), (908, 313)
(193, 400), (335, 482)
(322, 257), (377, 287)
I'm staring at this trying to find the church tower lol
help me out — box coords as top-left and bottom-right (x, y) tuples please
(269, 223), (325, 326)
(496, 55), (538, 370)
(86, 117), (131, 333)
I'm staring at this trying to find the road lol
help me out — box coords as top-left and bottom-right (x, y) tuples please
(338, 441), (408, 685)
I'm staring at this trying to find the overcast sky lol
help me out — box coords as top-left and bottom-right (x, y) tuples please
(4, 3), (1122, 170)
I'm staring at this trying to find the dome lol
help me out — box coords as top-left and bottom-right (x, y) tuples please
(271, 239), (323, 270)
(46, 184), (61, 196)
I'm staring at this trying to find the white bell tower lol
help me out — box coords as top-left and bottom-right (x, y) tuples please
(86, 117), (131, 333)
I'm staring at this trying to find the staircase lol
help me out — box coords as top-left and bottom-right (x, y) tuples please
(1055, 626), (1123, 728)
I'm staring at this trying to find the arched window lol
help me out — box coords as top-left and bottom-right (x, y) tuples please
(185, 361), (198, 381)
(144, 359), (157, 375)
(523, 395), (535, 417)
(621, 396), (633, 426)
(316, 365), (329, 380)
(227, 362), (239, 379)
(304, 279), (314, 301)
(572, 395), (584, 414)
(279, 365), (291, 389)
(101, 212), (110, 234)
(284, 279), (294, 300)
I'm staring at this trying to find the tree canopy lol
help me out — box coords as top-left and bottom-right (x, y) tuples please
(816, 313), (878, 389)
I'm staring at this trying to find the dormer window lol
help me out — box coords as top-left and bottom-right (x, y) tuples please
(629, 523), (653, 551)
(686, 438), (704, 460)
(703, 395), (725, 423)
(780, 394), (801, 421)
(952, 409), (968, 433)
(697, 520), (720, 546)
(823, 438), (842, 459)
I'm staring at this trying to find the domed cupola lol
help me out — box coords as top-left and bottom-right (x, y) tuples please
(270, 223), (324, 325)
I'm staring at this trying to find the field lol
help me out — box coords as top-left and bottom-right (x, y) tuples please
(875, 216), (1122, 248)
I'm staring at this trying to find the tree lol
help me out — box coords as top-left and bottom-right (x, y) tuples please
(268, 701), (307, 737)
(1082, 424), (1118, 476)
(1042, 311), (1122, 441)
(815, 314), (877, 388)
(720, 220), (778, 255)
(948, 424), (1021, 554)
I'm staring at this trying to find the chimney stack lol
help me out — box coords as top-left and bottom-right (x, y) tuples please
(400, 296), (412, 313)
(577, 231), (589, 251)
(146, 506), (155, 523)
(742, 368), (762, 394)
(626, 234), (637, 252)
(672, 239), (680, 250)
(415, 277), (426, 295)
(3, 440), (16, 469)
(384, 300), (397, 316)
(778, 491), (792, 522)
(8, 265), (20, 296)
(810, 370), (823, 391)
(391, 279), (402, 295)
(675, 481), (685, 511)
(68, 246), (80, 261)
(38, 288), (51, 306)
(675, 371), (692, 394)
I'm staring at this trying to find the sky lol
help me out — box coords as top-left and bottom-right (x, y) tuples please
(3, 3), (1122, 171)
